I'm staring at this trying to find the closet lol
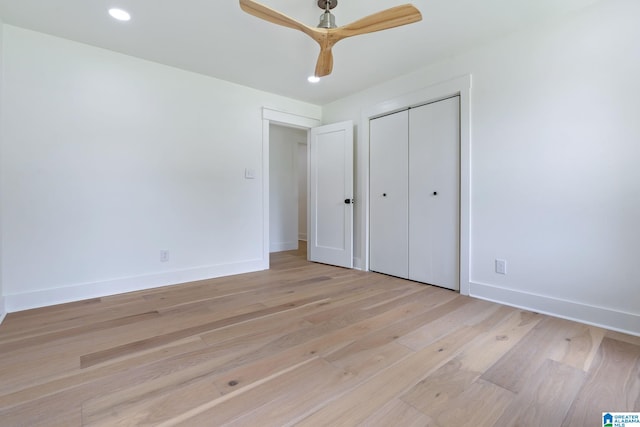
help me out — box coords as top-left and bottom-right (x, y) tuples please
(369, 96), (460, 291)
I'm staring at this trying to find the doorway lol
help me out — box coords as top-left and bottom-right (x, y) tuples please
(262, 109), (354, 270)
(268, 124), (308, 253)
(261, 108), (320, 267)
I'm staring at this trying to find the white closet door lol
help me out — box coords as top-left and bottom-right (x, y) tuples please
(369, 110), (409, 278)
(409, 96), (460, 290)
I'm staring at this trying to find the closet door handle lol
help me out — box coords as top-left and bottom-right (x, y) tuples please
(344, 198), (354, 204)
(433, 191), (438, 196)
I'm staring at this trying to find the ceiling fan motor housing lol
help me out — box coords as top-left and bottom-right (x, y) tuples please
(318, 11), (336, 28)
(317, 0), (338, 28)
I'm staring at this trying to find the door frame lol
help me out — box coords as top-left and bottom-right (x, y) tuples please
(359, 75), (472, 295)
(262, 108), (321, 267)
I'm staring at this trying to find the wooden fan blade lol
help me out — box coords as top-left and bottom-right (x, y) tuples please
(314, 46), (334, 77)
(239, 0), (420, 78)
(335, 4), (422, 39)
(239, 0), (320, 41)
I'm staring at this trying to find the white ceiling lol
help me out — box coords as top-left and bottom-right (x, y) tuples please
(0, 0), (601, 105)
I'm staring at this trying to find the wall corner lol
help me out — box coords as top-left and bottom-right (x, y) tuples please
(0, 297), (6, 326)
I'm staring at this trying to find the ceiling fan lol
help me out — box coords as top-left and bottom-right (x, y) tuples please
(239, 0), (422, 78)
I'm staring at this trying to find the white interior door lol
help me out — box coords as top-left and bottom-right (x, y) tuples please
(309, 121), (354, 268)
(409, 96), (460, 290)
(369, 111), (409, 278)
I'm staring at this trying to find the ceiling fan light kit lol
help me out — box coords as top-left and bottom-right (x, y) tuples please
(239, 0), (422, 78)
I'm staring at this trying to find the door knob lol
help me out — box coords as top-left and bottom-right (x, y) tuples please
(433, 191), (438, 196)
(344, 198), (354, 204)
(382, 193), (387, 197)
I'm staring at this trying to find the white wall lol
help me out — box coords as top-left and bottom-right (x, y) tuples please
(0, 25), (320, 311)
(269, 124), (306, 252)
(0, 19), (5, 324)
(323, 0), (640, 335)
(297, 143), (308, 241)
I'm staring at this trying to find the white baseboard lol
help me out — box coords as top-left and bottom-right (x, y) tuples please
(5, 258), (268, 313)
(270, 241), (299, 253)
(0, 296), (6, 326)
(470, 281), (640, 337)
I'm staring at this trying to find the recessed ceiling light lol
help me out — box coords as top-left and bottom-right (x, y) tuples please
(109, 8), (131, 21)
(308, 76), (320, 83)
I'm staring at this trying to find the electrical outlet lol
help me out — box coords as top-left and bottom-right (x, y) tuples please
(160, 250), (170, 263)
(495, 259), (506, 275)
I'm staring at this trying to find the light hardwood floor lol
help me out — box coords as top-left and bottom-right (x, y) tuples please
(0, 243), (638, 426)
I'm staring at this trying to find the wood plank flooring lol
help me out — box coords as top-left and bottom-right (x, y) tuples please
(0, 243), (638, 426)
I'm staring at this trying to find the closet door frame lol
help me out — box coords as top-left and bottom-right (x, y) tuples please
(360, 75), (472, 296)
